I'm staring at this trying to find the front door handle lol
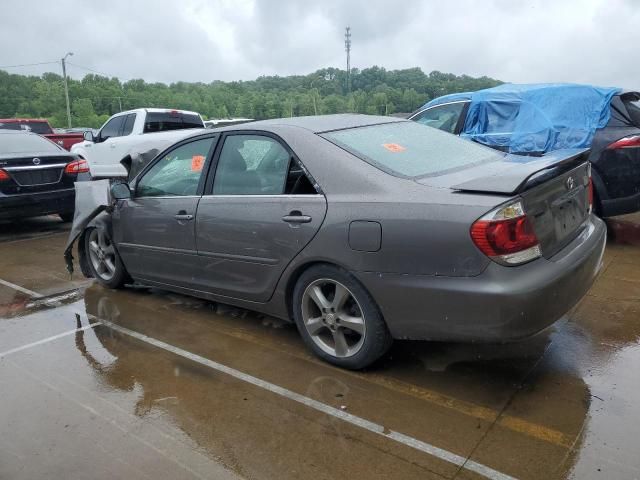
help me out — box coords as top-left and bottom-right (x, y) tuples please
(109, 143), (116, 149)
(282, 211), (312, 224)
(175, 211), (194, 221)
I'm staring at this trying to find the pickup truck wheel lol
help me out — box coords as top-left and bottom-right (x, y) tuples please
(59, 212), (74, 223)
(85, 227), (129, 289)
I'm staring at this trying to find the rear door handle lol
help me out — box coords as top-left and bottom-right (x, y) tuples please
(175, 212), (194, 221)
(282, 211), (312, 224)
(109, 143), (116, 149)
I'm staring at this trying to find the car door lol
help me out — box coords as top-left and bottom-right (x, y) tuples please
(410, 101), (469, 134)
(88, 115), (126, 176)
(194, 132), (327, 302)
(114, 135), (218, 287)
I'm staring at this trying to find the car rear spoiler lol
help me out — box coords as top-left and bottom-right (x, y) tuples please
(450, 148), (591, 195)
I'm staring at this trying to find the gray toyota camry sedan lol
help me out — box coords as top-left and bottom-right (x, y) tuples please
(72, 114), (606, 369)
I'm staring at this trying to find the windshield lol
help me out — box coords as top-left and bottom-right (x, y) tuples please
(322, 121), (502, 178)
(143, 112), (204, 133)
(0, 132), (61, 153)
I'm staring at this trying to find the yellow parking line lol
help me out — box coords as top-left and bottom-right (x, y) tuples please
(183, 319), (574, 449)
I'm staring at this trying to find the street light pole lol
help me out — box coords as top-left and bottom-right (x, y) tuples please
(61, 52), (73, 128)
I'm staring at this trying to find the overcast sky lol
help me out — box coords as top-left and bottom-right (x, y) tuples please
(1, 0), (638, 89)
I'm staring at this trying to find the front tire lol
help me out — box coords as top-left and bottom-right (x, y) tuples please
(84, 227), (130, 289)
(292, 264), (392, 370)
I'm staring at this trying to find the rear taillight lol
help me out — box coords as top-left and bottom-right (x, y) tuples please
(64, 159), (89, 174)
(0, 169), (9, 182)
(606, 135), (640, 149)
(471, 200), (541, 266)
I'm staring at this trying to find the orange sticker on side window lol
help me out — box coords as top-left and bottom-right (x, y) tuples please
(382, 143), (406, 153)
(191, 155), (205, 172)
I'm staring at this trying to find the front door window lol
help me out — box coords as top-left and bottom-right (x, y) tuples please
(136, 138), (215, 197)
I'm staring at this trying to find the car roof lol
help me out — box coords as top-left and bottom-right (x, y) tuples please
(205, 114), (405, 134)
(115, 108), (201, 116)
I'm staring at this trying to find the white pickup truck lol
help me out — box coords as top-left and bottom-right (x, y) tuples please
(71, 108), (205, 178)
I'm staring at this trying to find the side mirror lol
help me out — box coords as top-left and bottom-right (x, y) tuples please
(83, 131), (94, 142)
(110, 182), (131, 200)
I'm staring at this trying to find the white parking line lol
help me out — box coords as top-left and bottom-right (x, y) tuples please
(0, 277), (44, 298)
(0, 322), (101, 358)
(93, 316), (517, 480)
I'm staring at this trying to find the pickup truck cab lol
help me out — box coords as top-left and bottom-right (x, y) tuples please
(0, 118), (84, 151)
(71, 108), (205, 178)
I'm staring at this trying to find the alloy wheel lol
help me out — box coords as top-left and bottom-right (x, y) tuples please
(301, 279), (366, 358)
(87, 229), (117, 281)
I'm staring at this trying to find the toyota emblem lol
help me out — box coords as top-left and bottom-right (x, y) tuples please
(32, 157), (41, 166)
(565, 176), (575, 191)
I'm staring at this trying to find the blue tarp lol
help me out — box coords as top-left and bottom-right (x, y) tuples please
(422, 83), (621, 153)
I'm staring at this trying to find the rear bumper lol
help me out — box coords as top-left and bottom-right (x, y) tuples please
(0, 188), (75, 220)
(354, 215), (607, 342)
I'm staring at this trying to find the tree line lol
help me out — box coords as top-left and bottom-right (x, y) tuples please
(0, 66), (501, 128)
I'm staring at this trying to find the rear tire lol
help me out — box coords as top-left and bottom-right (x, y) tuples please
(292, 264), (392, 370)
(59, 212), (74, 223)
(84, 227), (130, 289)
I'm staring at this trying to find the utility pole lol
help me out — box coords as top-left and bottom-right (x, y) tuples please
(344, 27), (351, 94)
(61, 52), (73, 128)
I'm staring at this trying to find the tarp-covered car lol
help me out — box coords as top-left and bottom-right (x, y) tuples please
(410, 83), (640, 217)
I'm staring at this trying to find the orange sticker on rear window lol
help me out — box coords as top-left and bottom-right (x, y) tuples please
(382, 143), (406, 153)
(191, 155), (205, 171)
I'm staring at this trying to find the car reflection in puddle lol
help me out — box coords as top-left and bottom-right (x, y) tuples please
(70, 284), (605, 479)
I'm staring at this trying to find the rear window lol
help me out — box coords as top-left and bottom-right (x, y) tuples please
(0, 133), (61, 154)
(322, 121), (502, 178)
(0, 121), (51, 135)
(143, 112), (203, 133)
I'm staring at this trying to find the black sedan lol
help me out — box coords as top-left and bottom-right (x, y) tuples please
(0, 129), (88, 222)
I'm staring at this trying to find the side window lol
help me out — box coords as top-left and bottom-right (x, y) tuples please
(121, 114), (136, 136)
(413, 103), (466, 134)
(136, 138), (215, 197)
(213, 135), (291, 195)
(100, 116), (125, 141)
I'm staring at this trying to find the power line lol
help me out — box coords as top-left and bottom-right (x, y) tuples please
(67, 62), (127, 80)
(0, 61), (59, 69)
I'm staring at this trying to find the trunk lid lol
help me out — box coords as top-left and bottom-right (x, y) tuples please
(0, 152), (77, 194)
(416, 148), (592, 258)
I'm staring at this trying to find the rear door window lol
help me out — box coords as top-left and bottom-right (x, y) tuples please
(143, 112), (204, 133)
(121, 114), (137, 136)
(212, 135), (291, 195)
(322, 121), (502, 178)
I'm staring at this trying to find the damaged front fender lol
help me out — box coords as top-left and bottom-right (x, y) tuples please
(63, 179), (112, 276)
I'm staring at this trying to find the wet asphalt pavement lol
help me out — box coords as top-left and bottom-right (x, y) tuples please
(1, 216), (639, 480)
